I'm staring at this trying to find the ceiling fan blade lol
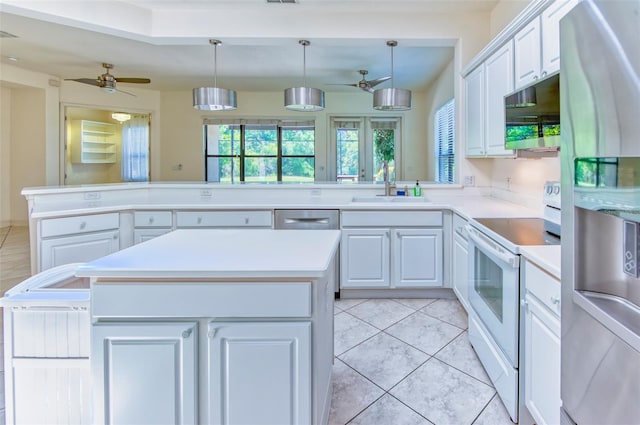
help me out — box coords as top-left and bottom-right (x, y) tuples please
(367, 76), (391, 87)
(115, 77), (151, 84)
(363, 87), (375, 94)
(65, 78), (101, 87)
(326, 83), (358, 87)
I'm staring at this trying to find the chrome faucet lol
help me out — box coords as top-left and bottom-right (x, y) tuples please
(383, 161), (396, 196)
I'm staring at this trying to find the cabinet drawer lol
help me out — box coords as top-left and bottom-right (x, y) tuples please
(41, 213), (119, 238)
(134, 211), (172, 228)
(524, 259), (561, 316)
(341, 211), (442, 227)
(453, 213), (468, 240)
(176, 211), (272, 228)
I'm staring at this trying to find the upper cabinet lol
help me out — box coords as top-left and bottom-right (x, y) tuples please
(463, 0), (579, 157)
(465, 41), (515, 158)
(514, 0), (579, 89)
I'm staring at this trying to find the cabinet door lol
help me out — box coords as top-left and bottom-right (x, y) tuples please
(541, 0), (579, 76)
(40, 230), (119, 271)
(464, 65), (485, 157)
(393, 228), (443, 288)
(484, 41), (515, 157)
(340, 228), (389, 288)
(133, 228), (172, 244)
(452, 232), (469, 311)
(524, 294), (561, 425)
(92, 322), (198, 425)
(208, 321), (311, 425)
(514, 16), (542, 89)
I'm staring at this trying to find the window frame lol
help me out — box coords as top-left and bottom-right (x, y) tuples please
(434, 99), (455, 184)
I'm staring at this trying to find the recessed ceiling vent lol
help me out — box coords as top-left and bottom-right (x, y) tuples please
(266, 0), (297, 3)
(0, 31), (18, 38)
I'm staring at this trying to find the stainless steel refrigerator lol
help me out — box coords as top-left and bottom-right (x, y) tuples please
(560, 1), (640, 424)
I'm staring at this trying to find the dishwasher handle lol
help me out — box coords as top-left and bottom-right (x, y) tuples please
(284, 217), (330, 225)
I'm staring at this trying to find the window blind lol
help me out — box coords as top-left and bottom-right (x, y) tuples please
(434, 99), (455, 184)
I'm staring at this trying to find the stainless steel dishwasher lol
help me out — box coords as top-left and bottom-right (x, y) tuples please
(274, 209), (340, 296)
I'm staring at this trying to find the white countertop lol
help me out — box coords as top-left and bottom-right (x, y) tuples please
(76, 229), (341, 280)
(519, 245), (561, 279)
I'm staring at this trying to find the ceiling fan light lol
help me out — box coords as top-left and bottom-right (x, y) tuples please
(193, 87), (237, 110)
(111, 112), (131, 122)
(373, 87), (412, 111)
(284, 87), (325, 111)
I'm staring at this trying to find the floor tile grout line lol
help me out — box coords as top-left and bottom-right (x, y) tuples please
(470, 393), (501, 425)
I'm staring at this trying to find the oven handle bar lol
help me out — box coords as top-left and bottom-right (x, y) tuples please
(466, 225), (519, 268)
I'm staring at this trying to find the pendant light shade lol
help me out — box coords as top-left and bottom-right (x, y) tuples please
(285, 40), (325, 111)
(193, 39), (237, 111)
(373, 40), (412, 111)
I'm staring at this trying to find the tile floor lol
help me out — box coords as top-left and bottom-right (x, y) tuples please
(0, 226), (514, 425)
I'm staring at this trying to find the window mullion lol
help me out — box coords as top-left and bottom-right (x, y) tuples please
(277, 126), (283, 182)
(240, 125), (246, 181)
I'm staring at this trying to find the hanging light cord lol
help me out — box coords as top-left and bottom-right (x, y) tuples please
(212, 40), (219, 87)
(390, 44), (394, 89)
(303, 43), (307, 87)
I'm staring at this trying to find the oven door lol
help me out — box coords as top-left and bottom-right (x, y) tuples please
(467, 225), (520, 366)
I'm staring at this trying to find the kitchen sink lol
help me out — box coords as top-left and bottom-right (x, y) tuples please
(351, 196), (430, 203)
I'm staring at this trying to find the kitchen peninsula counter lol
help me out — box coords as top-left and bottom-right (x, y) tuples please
(80, 229), (339, 425)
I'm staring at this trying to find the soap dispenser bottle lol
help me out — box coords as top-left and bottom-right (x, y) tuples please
(413, 180), (422, 197)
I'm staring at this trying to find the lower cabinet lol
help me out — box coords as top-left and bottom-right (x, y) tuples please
(133, 228), (172, 244)
(208, 321), (312, 425)
(522, 259), (561, 425)
(452, 214), (469, 311)
(92, 322), (198, 425)
(40, 230), (120, 271)
(340, 226), (443, 289)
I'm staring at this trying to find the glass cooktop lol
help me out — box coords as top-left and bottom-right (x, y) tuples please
(474, 217), (560, 246)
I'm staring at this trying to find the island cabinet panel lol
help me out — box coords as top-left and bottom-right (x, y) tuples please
(40, 230), (120, 271)
(208, 321), (312, 425)
(92, 322), (198, 425)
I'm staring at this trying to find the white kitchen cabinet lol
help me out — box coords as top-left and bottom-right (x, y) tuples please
(464, 65), (485, 157)
(208, 321), (312, 425)
(341, 228), (390, 288)
(39, 213), (121, 271)
(340, 211), (446, 291)
(452, 214), (469, 311)
(394, 228), (443, 288)
(522, 259), (561, 425)
(484, 41), (515, 156)
(70, 120), (118, 164)
(514, 0), (578, 89)
(133, 210), (173, 244)
(464, 41), (515, 158)
(92, 322), (198, 425)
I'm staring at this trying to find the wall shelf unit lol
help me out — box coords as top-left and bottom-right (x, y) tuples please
(71, 120), (118, 164)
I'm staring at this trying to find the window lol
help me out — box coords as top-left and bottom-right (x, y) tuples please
(331, 117), (401, 182)
(204, 119), (315, 183)
(434, 99), (455, 183)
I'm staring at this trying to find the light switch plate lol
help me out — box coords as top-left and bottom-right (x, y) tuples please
(623, 220), (639, 278)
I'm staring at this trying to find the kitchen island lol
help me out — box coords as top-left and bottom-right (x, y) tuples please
(77, 229), (340, 425)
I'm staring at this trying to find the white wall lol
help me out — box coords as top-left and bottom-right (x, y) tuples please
(490, 0), (532, 38)
(424, 60), (454, 181)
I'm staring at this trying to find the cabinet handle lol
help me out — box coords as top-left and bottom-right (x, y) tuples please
(533, 74), (539, 80)
(541, 70), (548, 78)
(197, 217), (202, 224)
(244, 217), (249, 225)
(149, 217), (154, 224)
(113, 234), (118, 240)
(520, 299), (528, 308)
(550, 296), (560, 305)
(182, 328), (193, 339)
(80, 221), (87, 230)
(208, 328), (217, 339)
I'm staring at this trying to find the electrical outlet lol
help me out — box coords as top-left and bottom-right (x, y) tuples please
(463, 175), (475, 186)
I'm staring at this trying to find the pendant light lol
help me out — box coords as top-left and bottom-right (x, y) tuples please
(284, 40), (325, 111)
(193, 39), (237, 111)
(373, 40), (412, 111)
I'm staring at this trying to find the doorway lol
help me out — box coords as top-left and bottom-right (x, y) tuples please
(63, 106), (150, 185)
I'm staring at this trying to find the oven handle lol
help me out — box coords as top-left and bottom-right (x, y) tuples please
(466, 225), (519, 269)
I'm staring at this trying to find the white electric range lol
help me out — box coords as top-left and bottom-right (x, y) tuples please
(466, 181), (561, 422)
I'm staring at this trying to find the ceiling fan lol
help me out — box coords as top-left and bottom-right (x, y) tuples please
(329, 69), (390, 93)
(65, 63), (151, 96)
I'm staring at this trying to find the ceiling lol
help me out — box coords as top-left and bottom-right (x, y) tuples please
(0, 0), (501, 94)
